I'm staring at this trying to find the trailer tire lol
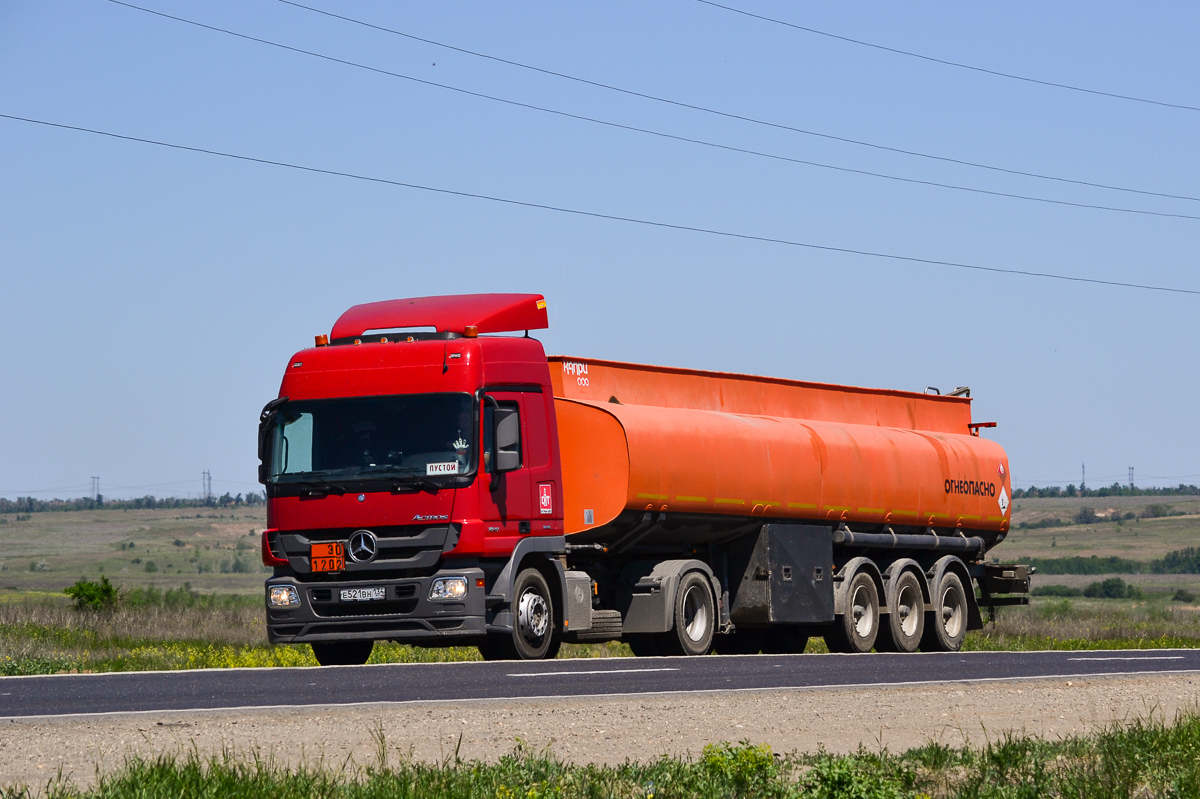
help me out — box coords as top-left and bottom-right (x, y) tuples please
(877, 570), (925, 653)
(661, 571), (715, 656)
(921, 571), (968, 652)
(480, 568), (556, 660)
(311, 640), (373, 666)
(825, 571), (879, 653)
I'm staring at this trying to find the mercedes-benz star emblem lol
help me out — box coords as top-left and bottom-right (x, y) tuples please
(347, 530), (378, 563)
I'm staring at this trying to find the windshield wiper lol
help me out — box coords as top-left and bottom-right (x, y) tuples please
(289, 476), (351, 496)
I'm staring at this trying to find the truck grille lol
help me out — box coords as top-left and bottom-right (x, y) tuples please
(279, 524), (453, 578)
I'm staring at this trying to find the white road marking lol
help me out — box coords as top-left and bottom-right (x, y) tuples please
(1068, 656), (1185, 661)
(507, 667), (680, 677)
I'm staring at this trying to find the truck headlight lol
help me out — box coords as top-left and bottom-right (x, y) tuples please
(268, 585), (300, 607)
(429, 576), (468, 600)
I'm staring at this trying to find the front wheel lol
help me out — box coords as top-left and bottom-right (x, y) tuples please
(311, 640), (374, 666)
(479, 567), (557, 660)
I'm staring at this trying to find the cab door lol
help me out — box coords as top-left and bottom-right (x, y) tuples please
(479, 391), (533, 526)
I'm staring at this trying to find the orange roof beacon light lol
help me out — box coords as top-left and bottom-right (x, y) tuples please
(314, 334), (329, 347)
(464, 325), (479, 338)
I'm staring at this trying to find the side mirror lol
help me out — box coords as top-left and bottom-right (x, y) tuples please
(492, 406), (521, 473)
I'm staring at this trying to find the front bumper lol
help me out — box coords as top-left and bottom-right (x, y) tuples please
(266, 567), (486, 644)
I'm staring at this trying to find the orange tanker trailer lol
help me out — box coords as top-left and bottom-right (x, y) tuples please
(260, 293), (1028, 664)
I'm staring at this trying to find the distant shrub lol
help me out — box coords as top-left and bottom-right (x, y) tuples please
(1027, 556), (1144, 575)
(1083, 577), (1142, 599)
(1153, 548), (1200, 574)
(1074, 507), (1099, 525)
(1172, 589), (1197, 603)
(1016, 517), (1068, 530)
(64, 576), (119, 611)
(1032, 585), (1084, 598)
(1141, 504), (1175, 519)
(144, 561), (158, 573)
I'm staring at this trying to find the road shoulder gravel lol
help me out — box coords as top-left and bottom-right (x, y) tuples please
(3, 672), (1198, 792)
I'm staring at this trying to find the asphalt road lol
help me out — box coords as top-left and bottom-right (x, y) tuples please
(3, 649), (1198, 719)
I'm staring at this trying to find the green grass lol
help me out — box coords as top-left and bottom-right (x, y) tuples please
(5, 586), (1200, 676)
(997, 495), (1200, 563)
(0, 589), (632, 675)
(8, 712), (1200, 798)
(0, 506), (269, 594)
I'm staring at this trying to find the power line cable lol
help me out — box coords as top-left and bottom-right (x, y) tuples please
(97, 0), (1200, 223)
(4, 111), (1198, 298)
(268, 0), (1200, 205)
(694, 0), (1200, 114)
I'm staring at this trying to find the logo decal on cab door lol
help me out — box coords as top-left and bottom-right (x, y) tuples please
(538, 483), (554, 515)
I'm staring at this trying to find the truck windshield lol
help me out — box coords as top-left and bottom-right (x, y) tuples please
(268, 393), (476, 483)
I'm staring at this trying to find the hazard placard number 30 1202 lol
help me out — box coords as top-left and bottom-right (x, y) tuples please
(538, 483), (553, 515)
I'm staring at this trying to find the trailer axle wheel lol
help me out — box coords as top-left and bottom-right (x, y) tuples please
(921, 571), (967, 652)
(825, 571), (879, 653)
(877, 570), (925, 652)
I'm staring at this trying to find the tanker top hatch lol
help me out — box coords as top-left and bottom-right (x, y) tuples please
(330, 294), (548, 344)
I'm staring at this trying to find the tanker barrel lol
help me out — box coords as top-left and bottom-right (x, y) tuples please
(832, 528), (985, 552)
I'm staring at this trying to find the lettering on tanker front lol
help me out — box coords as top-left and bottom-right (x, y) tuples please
(563, 360), (590, 387)
(426, 461), (460, 475)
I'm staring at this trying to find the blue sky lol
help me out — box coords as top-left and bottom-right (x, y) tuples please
(2, 0), (1197, 499)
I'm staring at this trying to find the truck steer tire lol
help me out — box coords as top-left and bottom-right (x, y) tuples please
(920, 572), (968, 652)
(661, 571), (715, 656)
(877, 570), (925, 653)
(311, 640), (374, 666)
(824, 571), (879, 653)
(480, 568), (556, 660)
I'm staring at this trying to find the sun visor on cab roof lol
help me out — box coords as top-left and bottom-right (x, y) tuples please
(331, 293), (548, 340)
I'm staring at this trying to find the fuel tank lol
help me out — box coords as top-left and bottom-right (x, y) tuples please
(549, 357), (1012, 551)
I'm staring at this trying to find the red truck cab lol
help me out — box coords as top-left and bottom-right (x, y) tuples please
(259, 294), (567, 663)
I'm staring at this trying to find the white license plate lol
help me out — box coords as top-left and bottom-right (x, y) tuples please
(340, 587), (386, 602)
